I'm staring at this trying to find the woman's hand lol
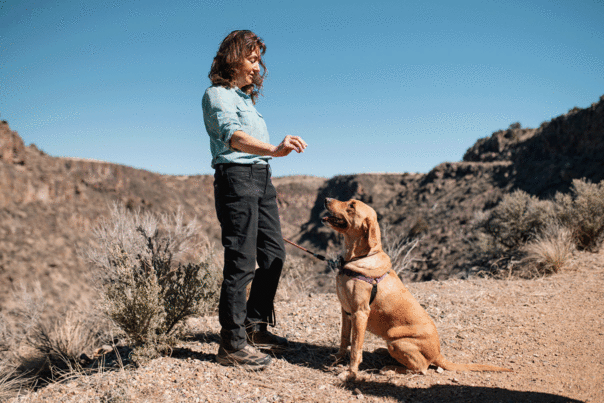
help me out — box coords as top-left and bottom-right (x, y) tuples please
(271, 135), (307, 157)
(231, 131), (307, 157)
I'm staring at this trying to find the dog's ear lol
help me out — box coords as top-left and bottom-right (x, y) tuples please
(365, 217), (380, 250)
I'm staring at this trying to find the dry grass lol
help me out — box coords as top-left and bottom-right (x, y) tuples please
(0, 360), (27, 402)
(276, 255), (316, 302)
(521, 225), (575, 276)
(381, 223), (421, 276)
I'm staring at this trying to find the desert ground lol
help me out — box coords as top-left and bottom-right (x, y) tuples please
(13, 250), (603, 403)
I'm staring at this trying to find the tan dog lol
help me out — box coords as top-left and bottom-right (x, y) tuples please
(322, 198), (512, 379)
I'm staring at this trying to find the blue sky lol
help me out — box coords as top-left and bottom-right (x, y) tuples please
(1, 0), (603, 178)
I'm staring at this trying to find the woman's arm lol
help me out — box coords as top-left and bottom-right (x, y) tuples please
(230, 131), (307, 157)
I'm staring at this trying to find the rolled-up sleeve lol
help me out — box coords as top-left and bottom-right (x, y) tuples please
(202, 87), (242, 147)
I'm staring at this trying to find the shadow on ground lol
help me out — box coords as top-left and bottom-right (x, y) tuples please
(181, 333), (580, 403)
(342, 379), (581, 403)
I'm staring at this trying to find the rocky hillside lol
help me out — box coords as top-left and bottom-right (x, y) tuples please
(0, 121), (325, 311)
(1, 95), (603, 309)
(295, 95), (604, 281)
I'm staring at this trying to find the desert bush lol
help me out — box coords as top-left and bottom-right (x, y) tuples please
(23, 310), (104, 374)
(381, 223), (421, 275)
(85, 204), (221, 357)
(555, 179), (604, 251)
(0, 316), (26, 401)
(276, 255), (314, 301)
(0, 359), (25, 402)
(485, 190), (557, 249)
(0, 285), (106, 400)
(521, 224), (575, 276)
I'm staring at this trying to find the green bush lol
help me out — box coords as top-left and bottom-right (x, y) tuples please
(85, 204), (221, 359)
(555, 179), (604, 251)
(485, 190), (557, 249)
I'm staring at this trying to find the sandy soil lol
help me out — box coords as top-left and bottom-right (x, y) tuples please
(14, 251), (603, 403)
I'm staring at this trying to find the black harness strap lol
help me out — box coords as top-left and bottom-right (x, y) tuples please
(339, 267), (390, 316)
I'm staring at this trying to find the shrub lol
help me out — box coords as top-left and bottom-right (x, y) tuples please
(85, 204), (221, 358)
(555, 179), (604, 251)
(276, 255), (314, 301)
(521, 224), (575, 276)
(381, 223), (421, 276)
(485, 190), (556, 249)
(0, 284), (105, 398)
(23, 310), (105, 374)
(0, 360), (25, 402)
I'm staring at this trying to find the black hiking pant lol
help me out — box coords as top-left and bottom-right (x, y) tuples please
(213, 163), (286, 351)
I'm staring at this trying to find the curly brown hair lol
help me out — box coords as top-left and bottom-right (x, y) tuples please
(208, 30), (267, 104)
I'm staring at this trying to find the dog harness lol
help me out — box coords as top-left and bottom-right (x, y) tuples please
(338, 266), (390, 315)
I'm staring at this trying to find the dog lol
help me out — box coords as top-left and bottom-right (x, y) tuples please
(322, 198), (512, 380)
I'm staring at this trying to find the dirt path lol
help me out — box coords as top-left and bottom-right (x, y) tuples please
(17, 252), (604, 402)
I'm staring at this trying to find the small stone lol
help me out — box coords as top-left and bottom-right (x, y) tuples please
(353, 388), (363, 397)
(436, 367), (444, 374)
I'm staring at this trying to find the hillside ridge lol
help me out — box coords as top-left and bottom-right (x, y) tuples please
(1, 95), (603, 307)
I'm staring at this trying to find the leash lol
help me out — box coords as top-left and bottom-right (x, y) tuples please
(282, 238), (327, 261)
(283, 237), (387, 308)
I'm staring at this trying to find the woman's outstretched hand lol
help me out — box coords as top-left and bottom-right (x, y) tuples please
(271, 135), (307, 157)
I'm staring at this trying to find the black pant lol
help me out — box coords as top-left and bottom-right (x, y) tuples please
(214, 163), (286, 351)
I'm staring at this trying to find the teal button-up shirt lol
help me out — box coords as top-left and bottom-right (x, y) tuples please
(202, 85), (271, 168)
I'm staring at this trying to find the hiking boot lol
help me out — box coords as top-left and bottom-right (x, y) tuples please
(247, 330), (290, 352)
(216, 345), (272, 370)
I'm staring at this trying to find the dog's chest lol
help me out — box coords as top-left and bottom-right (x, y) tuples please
(335, 275), (373, 313)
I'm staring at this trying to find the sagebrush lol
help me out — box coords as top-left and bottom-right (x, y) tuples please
(85, 204), (221, 360)
(486, 179), (604, 253)
(0, 284), (105, 400)
(555, 179), (604, 251)
(485, 190), (557, 249)
(483, 179), (604, 277)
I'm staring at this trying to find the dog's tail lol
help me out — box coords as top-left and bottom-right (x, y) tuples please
(433, 354), (513, 372)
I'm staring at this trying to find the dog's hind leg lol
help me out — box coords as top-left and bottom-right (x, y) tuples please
(385, 339), (430, 375)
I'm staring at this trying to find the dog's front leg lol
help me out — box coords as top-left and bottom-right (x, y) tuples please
(340, 309), (369, 380)
(334, 308), (351, 363)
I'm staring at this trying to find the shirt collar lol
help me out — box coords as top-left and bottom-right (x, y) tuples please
(235, 87), (251, 99)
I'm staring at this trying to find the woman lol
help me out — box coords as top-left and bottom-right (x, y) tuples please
(202, 30), (307, 369)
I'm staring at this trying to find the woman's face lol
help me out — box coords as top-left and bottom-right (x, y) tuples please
(233, 48), (261, 89)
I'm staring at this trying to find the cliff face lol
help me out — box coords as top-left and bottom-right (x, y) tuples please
(1, 94), (603, 306)
(295, 95), (604, 281)
(464, 95), (604, 196)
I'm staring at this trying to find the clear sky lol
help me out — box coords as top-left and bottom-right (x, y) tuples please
(1, 0), (603, 178)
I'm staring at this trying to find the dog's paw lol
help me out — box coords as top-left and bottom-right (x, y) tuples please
(337, 369), (358, 382)
(380, 365), (416, 375)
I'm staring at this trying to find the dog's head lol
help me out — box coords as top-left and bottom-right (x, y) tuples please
(322, 198), (381, 251)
